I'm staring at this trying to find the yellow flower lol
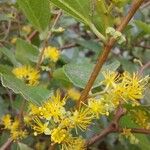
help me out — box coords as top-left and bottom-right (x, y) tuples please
(102, 70), (120, 87)
(44, 46), (60, 62)
(27, 71), (40, 85)
(11, 130), (27, 141)
(11, 119), (19, 131)
(70, 107), (93, 131)
(132, 110), (150, 129)
(71, 137), (85, 150)
(12, 66), (28, 79)
(24, 115), (32, 125)
(120, 72), (147, 102)
(51, 127), (69, 144)
(121, 128), (139, 144)
(11, 37), (17, 44)
(62, 136), (85, 150)
(1, 114), (12, 129)
(108, 72), (149, 104)
(59, 118), (72, 129)
(88, 98), (108, 118)
(2, 116), (27, 140)
(42, 91), (67, 121)
(121, 128), (132, 138)
(12, 65), (40, 86)
(32, 117), (51, 136)
(22, 25), (31, 34)
(29, 103), (41, 116)
(67, 88), (81, 101)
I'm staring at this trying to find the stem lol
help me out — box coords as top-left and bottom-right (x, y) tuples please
(36, 10), (62, 70)
(27, 30), (38, 42)
(48, 143), (56, 150)
(86, 105), (126, 147)
(78, 0), (145, 106)
(86, 105), (150, 147)
(118, 128), (150, 134)
(86, 127), (112, 147)
(134, 44), (150, 49)
(0, 138), (13, 150)
(86, 127), (150, 147)
(89, 23), (106, 42)
(138, 61), (150, 76)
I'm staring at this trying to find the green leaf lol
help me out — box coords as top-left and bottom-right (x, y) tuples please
(18, 142), (33, 150)
(50, 0), (90, 25)
(136, 135), (150, 150)
(16, 39), (39, 64)
(119, 59), (138, 73)
(0, 47), (20, 67)
(0, 74), (52, 105)
(64, 60), (120, 88)
(0, 64), (13, 75)
(135, 20), (150, 34)
(50, 0), (107, 39)
(75, 38), (101, 53)
(120, 115), (138, 128)
(53, 68), (72, 87)
(17, 0), (51, 31)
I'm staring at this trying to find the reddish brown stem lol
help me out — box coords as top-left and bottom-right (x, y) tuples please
(86, 105), (150, 147)
(138, 61), (150, 76)
(86, 105), (126, 147)
(78, 0), (145, 106)
(0, 138), (13, 150)
(26, 30), (38, 42)
(118, 128), (150, 134)
(36, 11), (62, 70)
(86, 127), (150, 147)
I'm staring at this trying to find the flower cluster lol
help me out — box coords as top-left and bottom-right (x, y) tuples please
(24, 71), (148, 149)
(121, 128), (139, 144)
(12, 65), (40, 86)
(43, 46), (60, 62)
(1, 114), (27, 141)
(131, 110), (150, 129)
(27, 91), (89, 149)
(100, 71), (148, 106)
(67, 88), (81, 101)
(2, 70), (148, 148)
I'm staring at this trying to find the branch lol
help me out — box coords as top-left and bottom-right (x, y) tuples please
(48, 143), (56, 150)
(86, 105), (126, 147)
(60, 43), (77, 50)
(86, 104), (150, 147)
(0, 138), (13, 150)
(138, 61), (150, 76)
(36, 10), (62, 70)
(26, 30), (38, 42)
(140, 1), (150, 9)
(86, 127), (150, 147)
(78, 0), (145, 106)
(118, 128), (150, 134)
(134, 44), (150, 49)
